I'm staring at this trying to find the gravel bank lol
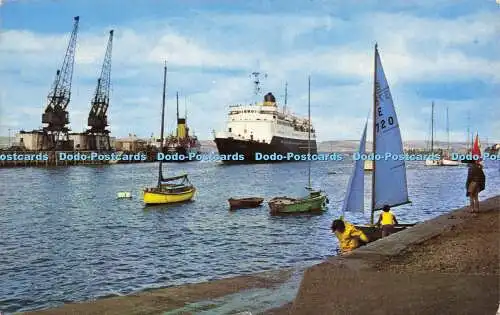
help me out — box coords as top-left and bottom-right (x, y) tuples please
(290, 195), (500, 315)
(375, 209), (499, 275)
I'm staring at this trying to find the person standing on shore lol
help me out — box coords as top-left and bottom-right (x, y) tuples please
(331, 219), (368, 254)
(466, 161), (485, 213)
(376, 205), (398, 237)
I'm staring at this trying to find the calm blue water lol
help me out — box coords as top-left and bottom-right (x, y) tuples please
(0, 158), (499, 313)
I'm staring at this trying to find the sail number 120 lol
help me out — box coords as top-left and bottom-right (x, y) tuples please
(375, 116), (394, 133)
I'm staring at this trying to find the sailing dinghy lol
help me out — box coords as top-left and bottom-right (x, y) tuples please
(143, 62), (196, 205)
(342, 44), (415, 242)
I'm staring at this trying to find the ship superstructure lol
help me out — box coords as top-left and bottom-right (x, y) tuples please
(214, 73), (317, 163)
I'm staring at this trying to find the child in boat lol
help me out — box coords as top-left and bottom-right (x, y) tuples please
(331, 219), (368, 254)
(376, 205), (398, 237)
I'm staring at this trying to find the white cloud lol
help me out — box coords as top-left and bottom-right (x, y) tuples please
(0, 9), (499, 142)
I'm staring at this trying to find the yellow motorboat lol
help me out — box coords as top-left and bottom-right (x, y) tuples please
(143, 61), (196, 205)
(143, 174), (196, 205)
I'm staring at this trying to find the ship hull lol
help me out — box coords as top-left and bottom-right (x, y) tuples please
(214, 136), (317, 164)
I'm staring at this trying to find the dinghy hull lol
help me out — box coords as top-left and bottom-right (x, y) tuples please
(228, 197), (264, 210)
(268, 191), (328, 215)
(355, 223), (416, 242)
(442, 159), (460, 166)
(143, 187), (195, 205)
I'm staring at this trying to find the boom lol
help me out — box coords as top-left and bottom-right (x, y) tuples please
(42, 16), (79, 131)
(88, 30), (114, 131)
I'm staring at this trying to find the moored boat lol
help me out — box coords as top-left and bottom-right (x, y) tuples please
(268, 76), (328, 215)
(268, 191), (328, 215)
(143, 62), (196, 206)
(441, 158), (460, 166)
(425, 158), (441, 166)
(228, 197), (264, 210)
(144, 174), (195, 205)
(424, 104), (461, 167)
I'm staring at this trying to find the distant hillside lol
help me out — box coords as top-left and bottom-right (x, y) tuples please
(201, 139), (498, 153)
(318, 140), (362, 152)
(320, 140), (477, 152)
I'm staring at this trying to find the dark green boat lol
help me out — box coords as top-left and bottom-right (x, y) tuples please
(268, 190), (328, 215)
(268, 77), (328, 215)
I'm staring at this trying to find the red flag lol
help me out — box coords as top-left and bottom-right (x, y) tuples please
(471, 133), (481, 161)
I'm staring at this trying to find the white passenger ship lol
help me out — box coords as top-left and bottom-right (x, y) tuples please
(213, 73), (317, 163)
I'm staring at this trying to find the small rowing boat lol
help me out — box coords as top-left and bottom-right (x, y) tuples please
(228, 197), (264, 210)
(268, 191), (327, 215)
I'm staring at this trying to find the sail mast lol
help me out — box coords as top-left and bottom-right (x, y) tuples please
(284, 81), (288, 114)
(307, 76), (311, 190)
(446, 106), (450, 152)
(370, 43), (377, 225)
(176, 91), (179, 140)
(158, 61), (167, 186)
(431, 101), (434, 152)
(466, 111), (470, 151)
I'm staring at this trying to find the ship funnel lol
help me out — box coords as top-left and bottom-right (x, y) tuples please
(177, 118), (187, 139)
(263, 92), (276, 106)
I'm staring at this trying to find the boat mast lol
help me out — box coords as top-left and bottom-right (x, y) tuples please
(370, 43), (378, 225)
(446, 106), (450, 152)
(284, 81), (288, 114)
(430, 101), (434, 153)
(158, 61), (167, 186)
(307, 76), (311, 190)
(466, 111), (470, 151)
(176, 91), (179, 141)
(185, 96), (187, 121)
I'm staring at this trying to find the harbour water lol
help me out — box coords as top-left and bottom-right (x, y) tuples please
(0, 158), (499, 313)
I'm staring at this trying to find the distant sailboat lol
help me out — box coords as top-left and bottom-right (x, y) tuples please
(425, 101), (441, 166)
(424, 103), (460, 166)
(342, 44), (414, 241)
(441, 106), (460, 166)
(471, 132), (482, 161)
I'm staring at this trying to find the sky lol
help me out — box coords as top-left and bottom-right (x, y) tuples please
(0, 0), (499, 142)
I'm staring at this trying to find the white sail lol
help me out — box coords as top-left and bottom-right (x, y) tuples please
(373, 46), (410, 210)
(342, 121), (368, 214)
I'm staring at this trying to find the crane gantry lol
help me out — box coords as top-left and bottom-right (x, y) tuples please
(41, 16), (79, 150)
(85, 29), (114, 151)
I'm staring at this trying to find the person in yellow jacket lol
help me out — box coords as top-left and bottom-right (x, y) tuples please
(331, 219), (369, 254)
(376, 205), (399, 237)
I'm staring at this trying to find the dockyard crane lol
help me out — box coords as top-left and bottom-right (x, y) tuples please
(41, 16), (79, 150)
(86, 30), (114, 151)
